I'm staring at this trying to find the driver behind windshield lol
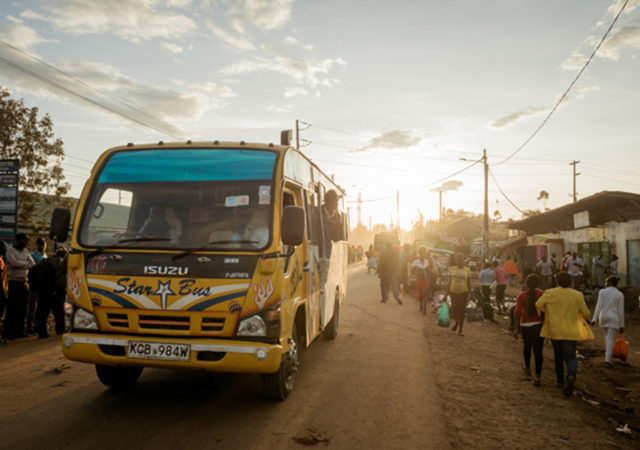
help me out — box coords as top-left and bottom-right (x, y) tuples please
(139, 205), (179, 244)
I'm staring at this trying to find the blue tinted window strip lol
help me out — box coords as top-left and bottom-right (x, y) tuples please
(98, 149), (277, 183)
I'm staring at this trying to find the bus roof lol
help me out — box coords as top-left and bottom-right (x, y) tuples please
(98, 141), (346, 196)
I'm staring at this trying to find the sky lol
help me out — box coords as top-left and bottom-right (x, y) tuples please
(1, 0), (639, 230)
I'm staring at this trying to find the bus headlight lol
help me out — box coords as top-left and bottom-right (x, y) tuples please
(237, 315), (267, 337)
(73, 308), (98, 330)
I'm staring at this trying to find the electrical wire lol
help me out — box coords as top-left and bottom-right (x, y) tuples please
(488, 168), (527, 215)
(0, 45), (185, 139)
(493, 0), (630, 166)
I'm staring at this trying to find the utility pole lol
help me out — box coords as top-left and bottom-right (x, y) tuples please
(295, 119), (300, 149)
(570, 160), (580, 202)
(482, 149), (489, 261)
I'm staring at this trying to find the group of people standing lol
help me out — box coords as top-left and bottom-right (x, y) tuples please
(513, 271), (625, 396)
(0, 234), (67, 342)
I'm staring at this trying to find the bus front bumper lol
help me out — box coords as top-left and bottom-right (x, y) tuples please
(62, 333), (283, 373)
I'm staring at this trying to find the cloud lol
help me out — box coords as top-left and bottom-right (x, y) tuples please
(352, 130), (422, 153)
(430, 180), (463, 192)
(161, 42), (184, 54)
(20, 0), (196, 43)
(597, 26), (640, 61)
(227, 0), (295, 30)
(284, 86), (308, 98)
(221, 51), (345, 87)
(490, 106), (548, 128)
(0, 23), (54, 55)
(285, 35), (313, 50)
(267, 104), (293, 113)
(206, 20), (256, 50)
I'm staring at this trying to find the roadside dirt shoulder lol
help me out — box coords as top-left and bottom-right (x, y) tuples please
(424, 308), (638, 449)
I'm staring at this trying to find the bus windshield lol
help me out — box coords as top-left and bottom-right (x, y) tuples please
(79, 148), (277, 251)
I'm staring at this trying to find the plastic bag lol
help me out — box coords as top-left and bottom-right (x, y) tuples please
(437, 302), (450, 327)
(612, 336), (629, 362)
(466, 306), (484, 322)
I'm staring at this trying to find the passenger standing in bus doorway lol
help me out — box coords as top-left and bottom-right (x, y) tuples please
(378, 243), (402, 305)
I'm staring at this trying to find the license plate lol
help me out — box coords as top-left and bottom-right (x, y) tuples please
(128, 341), (191, 361)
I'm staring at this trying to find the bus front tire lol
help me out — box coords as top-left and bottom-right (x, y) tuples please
(95, 364), (143, 389)
(323, 298), (340, 340)
(262, 323), (299, 401)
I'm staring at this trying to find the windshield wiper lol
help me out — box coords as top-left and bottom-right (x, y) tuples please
(172, 240), (259, 262)
(87, 237), (171, 258)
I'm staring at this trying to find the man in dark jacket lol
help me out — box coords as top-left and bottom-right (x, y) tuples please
(32, 246), (67, 338)
(378, 243), (402, 305)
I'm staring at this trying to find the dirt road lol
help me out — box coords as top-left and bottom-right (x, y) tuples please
(0, 265), (447, 449)
(2, 265), (637, 449)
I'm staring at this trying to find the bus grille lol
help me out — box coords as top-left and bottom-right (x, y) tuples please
(138, 314), (190, 331)
(106, 313), (129, 328)
(201, 317), (226, 332)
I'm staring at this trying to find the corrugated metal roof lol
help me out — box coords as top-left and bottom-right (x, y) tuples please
(511, 191), (640, 234)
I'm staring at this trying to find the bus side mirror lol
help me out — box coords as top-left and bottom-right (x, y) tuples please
(50, 207), (71, 242)
(282, 206), (305, 247)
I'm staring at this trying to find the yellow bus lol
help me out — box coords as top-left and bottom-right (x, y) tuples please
(50, 135), (348, 400)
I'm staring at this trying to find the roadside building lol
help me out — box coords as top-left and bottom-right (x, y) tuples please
(512, 191), (640, 287)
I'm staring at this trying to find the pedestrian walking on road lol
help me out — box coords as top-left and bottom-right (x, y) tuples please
(31, 246), (68, 338)
(378, 243), (402, 305)
(411, 246), (432, 314)
(26, 237), (47, 335)
(504, 256), (519, 287)
(366, 245), (377, 275)
(536, 272), (593, 396)
(591, 254), (606, 290)
(478, 262), (494, 306)
(536, 254), (554, 290)
(566, 252), (584, 291)
(607, 255), (619, 277)
(1, 233), (35, 340)
(449, 254), (471, 336)
(591, 275), (624, 368)
(514, 274), (545, 386)
(493, 261), (508, 314)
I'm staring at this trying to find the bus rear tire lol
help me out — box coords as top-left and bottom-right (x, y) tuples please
(95, 364), (143, 389)
(262, 323), (299, 401)
(323, 298), (340, 340)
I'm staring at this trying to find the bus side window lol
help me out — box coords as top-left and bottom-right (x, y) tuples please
(282, 191), (296, 269)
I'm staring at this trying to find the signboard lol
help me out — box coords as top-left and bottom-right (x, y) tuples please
(0, 159), (18, 245)
(573, 210), (590, 229)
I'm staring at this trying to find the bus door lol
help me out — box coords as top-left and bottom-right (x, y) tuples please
(303, 188), (321, 342)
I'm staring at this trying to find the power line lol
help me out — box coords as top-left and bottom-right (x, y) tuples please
(0, 41), (185, 139)
(488, 168), (526, 215)
(493, 0), (630, 166)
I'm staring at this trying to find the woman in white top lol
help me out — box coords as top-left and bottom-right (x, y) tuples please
(591, 275), (625, 367)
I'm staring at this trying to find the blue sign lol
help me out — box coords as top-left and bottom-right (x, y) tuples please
(0, 159), (18, 243)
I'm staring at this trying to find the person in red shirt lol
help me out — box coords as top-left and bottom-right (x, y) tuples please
(514, 274), (545, 386)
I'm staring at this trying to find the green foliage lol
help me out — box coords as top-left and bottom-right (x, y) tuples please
(0, 88), (71, 231)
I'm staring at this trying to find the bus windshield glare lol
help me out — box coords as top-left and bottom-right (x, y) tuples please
(79, 148), (277, 251)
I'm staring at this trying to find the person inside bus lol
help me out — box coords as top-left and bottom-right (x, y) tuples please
(139, 204), (179, 244)
(322, 189), (343, 243)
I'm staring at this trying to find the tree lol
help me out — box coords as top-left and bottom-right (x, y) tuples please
(0, 88), (71, 231)
(537, 190), (549, 210)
